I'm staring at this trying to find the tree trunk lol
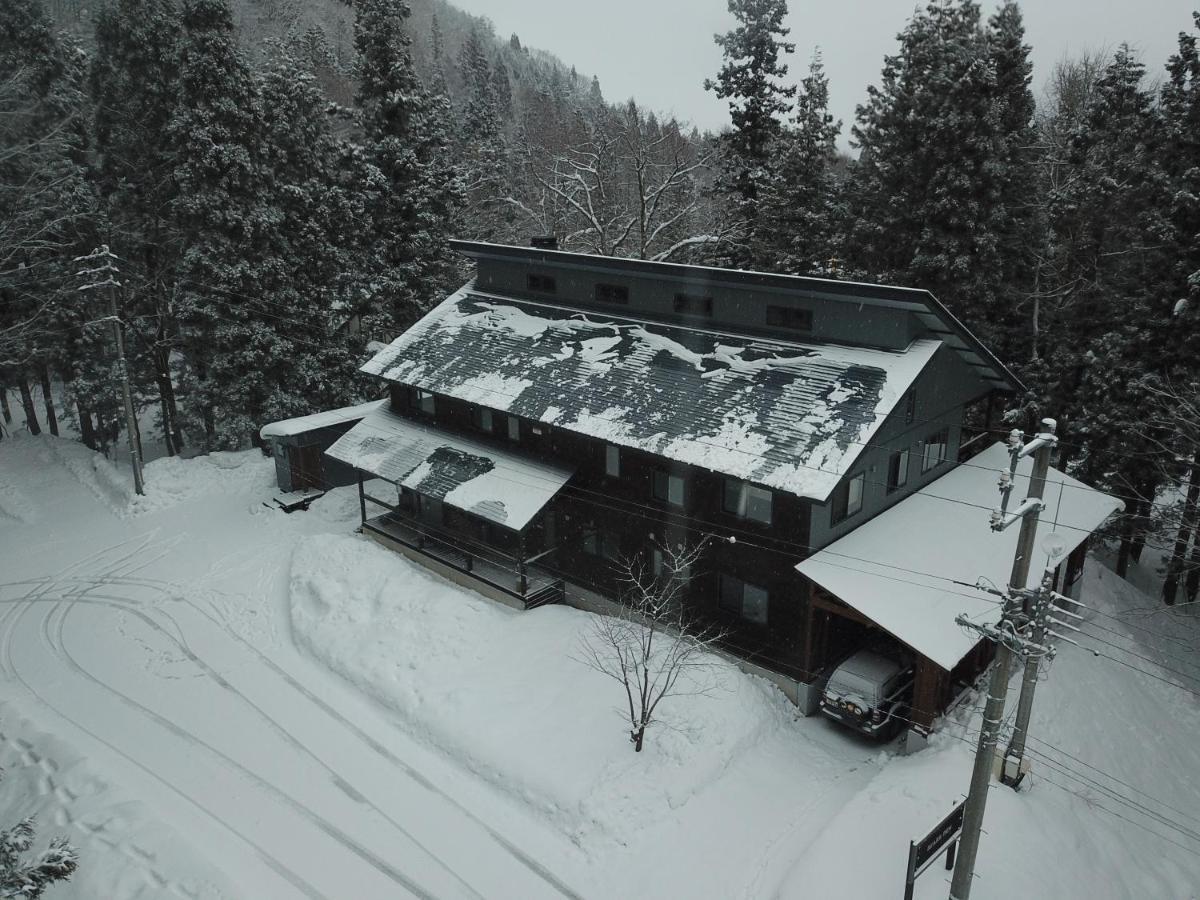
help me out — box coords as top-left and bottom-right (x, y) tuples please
(1115, 507), (1135, 579)
(153, 334), (182, 456)
(77, 401), (97, 451)
(39, 364), (58, 437)
(17, 377), (40, 435)
(0, 386), (11, 423)
(633, 725), (645, 752)
(1163, 453), (1200, 606)
(1130, 494), (1153, 565)
(1187, 530), (1200, 605)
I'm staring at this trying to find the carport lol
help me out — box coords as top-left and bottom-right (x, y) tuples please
(798, 442), (1121, 739)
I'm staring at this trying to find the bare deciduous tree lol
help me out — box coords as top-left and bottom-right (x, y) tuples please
(578, 541), (728, 752)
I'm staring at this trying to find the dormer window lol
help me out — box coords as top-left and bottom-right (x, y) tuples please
(765, 305), (813, 332)
(527, 273), (556, 294)
(673, 293), (713, 317)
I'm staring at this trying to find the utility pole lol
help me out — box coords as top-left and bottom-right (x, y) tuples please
(77, 246), (144, 496)
(949, 419), (1057, 900)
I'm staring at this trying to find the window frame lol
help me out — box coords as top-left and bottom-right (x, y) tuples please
(605, 444), (621, 478)
(886, 448), (910, 494)
(411, 387), (436, 417)
(831, 472), (865, 525)
(527, 273), (557, 294)
(765, 305), (813, 332)
(594, 283), (630, 305)
(507, 414), (521, 442)
(472, 406), (494, 434)
(718, 573), (769, 625)
(652, 468), (685, 507)
(672, 292), (714, 317)
(921, 428), (949, 473)
(723, 478), (773, 525)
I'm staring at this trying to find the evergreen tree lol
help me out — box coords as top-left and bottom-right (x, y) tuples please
(704, 0), (795, 268)
(491, 58), (513, 122)
(844, 1), (1006, 345)
(354, 0), (461, 334)
(1162, 14), (1200, 363)
(428, 13), (448, 98)
(757, 52), (840, 274)
(0, 777), (77, 899)
(91, 0), (185, 453)
(169, 0), (270, 448)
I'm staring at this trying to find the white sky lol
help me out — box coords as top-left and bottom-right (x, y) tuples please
(451, 0), (1193, 148)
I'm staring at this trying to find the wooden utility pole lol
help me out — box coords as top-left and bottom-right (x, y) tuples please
(949, 420), (1057, 900)
(77, 246), (144, 496)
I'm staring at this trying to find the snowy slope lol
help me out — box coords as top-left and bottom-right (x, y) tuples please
(0, 432), (1198, 899)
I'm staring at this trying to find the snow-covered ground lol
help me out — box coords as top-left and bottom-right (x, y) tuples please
(1, 421), (1199, 899)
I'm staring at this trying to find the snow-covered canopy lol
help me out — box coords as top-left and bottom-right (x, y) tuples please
(324, 405), (574, 531)
(797, 442), (1122, 671)
(361, 286), (941, 501)
(259, 400), (386, 440)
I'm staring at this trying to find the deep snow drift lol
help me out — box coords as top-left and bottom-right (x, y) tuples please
(1, 429), (1198, 899)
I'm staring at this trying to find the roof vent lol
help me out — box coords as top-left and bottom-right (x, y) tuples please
(530, 235), (558, 250)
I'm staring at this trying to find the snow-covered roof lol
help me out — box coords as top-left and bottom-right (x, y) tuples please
(324, 405), (574, 531)
(797, 442), (1122, 671)
(361, 286), (942, 501)
(259, 400), (385, 440)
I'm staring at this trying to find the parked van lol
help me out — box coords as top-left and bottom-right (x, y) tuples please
(819, 650), (914, 739)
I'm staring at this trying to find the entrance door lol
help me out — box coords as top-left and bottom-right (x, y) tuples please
(290, 444), (324, 492)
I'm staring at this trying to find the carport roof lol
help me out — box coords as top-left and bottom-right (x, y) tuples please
(796, 442), (1121, 671)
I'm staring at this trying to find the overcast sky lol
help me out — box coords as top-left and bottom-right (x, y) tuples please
(449, 0), (1193, 149)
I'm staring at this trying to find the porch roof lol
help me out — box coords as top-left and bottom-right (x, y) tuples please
(324, 405), (574, 531)
(796, 442), (1121, 671)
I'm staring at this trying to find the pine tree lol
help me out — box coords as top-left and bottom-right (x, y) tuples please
(91, 0), (185, 453)
(354, 0), (461, 335)
(844, 1), (1006, 344)
(428, 13), (448, 98)
(169, 0), (270, 448)
(757, 52), (840, 274)
(0, 814), (77, 898)
(1162, 14), (1200, 363)
(491, 58), (513, 123)
(704, 0), (796, 268)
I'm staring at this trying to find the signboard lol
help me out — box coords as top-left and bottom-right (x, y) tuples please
(903, 800), (965, 900)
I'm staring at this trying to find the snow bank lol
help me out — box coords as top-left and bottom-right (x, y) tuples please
(128, 450), (276, 516)
(289, 534), (795, 847)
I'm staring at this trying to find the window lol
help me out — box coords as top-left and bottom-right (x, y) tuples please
(651, 546), (664, 577)
(410, 388), (435, 417)
(765, 305), (813, 332)
(472, 407), (494, 433)
(595, 283), (630, 305)
(673, 292), (713, 317)
(527, 273), (557, 293)
(922, 428), (949, 473)
(507, 415), (521, 442)
(886, 449), (910, 494)
(652, 469), (685, 507)
(583, 530), (619, 561)
(831, 472), (865, 524)
(719, 574), (769, 625)
(904, 390), (916, 425)
(605, 444), (621, 478)
(723, 479), (773, 525)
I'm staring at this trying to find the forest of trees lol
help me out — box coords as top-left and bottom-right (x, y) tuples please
(1, 0), (1199, 601)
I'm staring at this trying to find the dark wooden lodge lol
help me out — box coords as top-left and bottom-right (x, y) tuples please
(325, 241), (1118, 741)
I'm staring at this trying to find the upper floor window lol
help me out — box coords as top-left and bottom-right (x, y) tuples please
(765, 305), (813, 332)
(652, 468), (685, 507)
(472, 407), (494, 433)
(723, 478), (773, 525)
(595, 283), (630, 305)
(719, 573), (769, 625)
(527, 273), (557, 294)
(605, 444), (621, 478)
(922, 428), (949, 473)
(410, 388), (435, 417)
(506, 414), (521, 442)
(886, 449), (910, 494)
(673, 292), (713, 317)
(904, 390), (916, 425)
(831, 471), (864, 525)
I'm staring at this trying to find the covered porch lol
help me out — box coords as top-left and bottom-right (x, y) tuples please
(326, 404), (574, 611)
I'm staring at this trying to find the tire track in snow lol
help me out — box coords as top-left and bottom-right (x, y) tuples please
(8, 571), (582, 900)
(25, 582), (454, 900)
(1, 579), (330, 900)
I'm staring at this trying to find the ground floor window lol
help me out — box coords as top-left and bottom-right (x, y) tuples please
(718, 573), (769, 625)
(582, 529), (620, 561)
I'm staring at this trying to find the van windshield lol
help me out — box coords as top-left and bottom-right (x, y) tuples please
(829, 669), (879, 702)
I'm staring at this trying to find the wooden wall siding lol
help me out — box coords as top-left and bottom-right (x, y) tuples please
(474, 258), (920, 351)
(910, 656), (946, 731)
(808, 345), (996, 551)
